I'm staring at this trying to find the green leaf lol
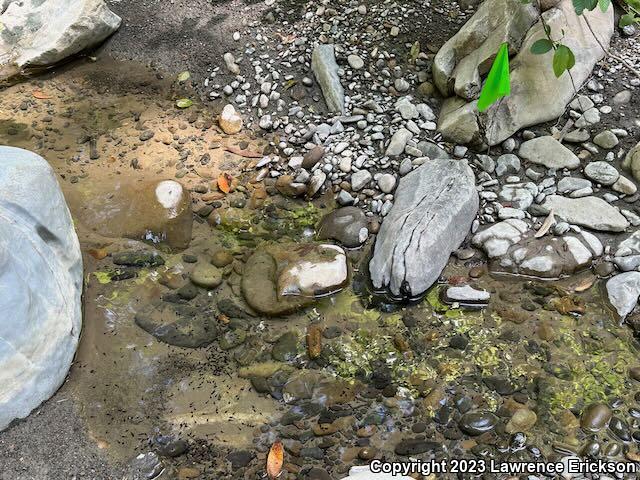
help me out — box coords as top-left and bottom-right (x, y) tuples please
(477, 42), (511, 112)
(598, 0), (610, 11)
(176, 98), (193, 108)
(552, 45), (575, 77)
(531, 38), (554, 54)
(573, 0), (586, 14)
(620, 12), (637, 26)
(177, 71), (191, 82)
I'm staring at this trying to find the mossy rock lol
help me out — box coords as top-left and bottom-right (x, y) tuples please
(241, 249), (314, 316)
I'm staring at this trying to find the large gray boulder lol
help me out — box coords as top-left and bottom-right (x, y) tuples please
(436, 0), (613, 146)
(0, 0), (121, 80)
(369, 159), (478, 298)
(0, 146), (83, 431)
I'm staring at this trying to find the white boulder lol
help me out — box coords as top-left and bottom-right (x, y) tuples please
(0, 146), (83, 431)
(0, 0), (121, 80)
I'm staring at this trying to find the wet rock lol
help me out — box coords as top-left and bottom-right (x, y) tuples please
(277, 244), (348, 297)
(219, 329), (246, 350)
(71, 178), (193, 249)
(506, 408), (537, 433)
(541, 195), (629, 232)
(609, 416), (631, 442)
(483, 376), (519, 395)
(311, 44), (345, 113)
(211, 249), (234, 267)
(307, 468), (332, 480)
(449, 334), (469, 350)
(580, 403), (612, 432)
(153, 435), (189, 458)
(272, 332), (300, 362)
(242, 243), (347, 316)
(317, 207), (368, 248)
(189, 263), (222, 289)
(518, 137), (581, 170)
(227, 450), (254, 469)
(135, 303), (218, 348)
(112, 250), (165, 268)
(219, 104), (243, 134)
(606, 272), (640, 317)
(217, 297), (252, 319)
(0, 0), (121, 80)
(459, 411), (499, 436)
(394, 438), (441, 456)
(370, 159), (478, 298)
(275, 175), (306, 198)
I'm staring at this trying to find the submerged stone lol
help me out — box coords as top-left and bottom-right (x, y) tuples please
(242, 242), (348, 316)
(317, 207), (369, 248)
(135, 303), (218, 348)
(68, 178), (193, 249)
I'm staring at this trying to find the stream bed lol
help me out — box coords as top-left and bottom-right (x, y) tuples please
(2, 58), (640, 480)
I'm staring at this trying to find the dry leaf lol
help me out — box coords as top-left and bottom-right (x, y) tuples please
(535, 209), (555, 238)
(32, 90), (51, 99)
(225, 145), (263, 158)
(266, 440), (284, 480)
(572, 275), (596, 292)
(217, 173), (232, 194)
(306, 325), (322, 359)
(88, 248), (108, 260)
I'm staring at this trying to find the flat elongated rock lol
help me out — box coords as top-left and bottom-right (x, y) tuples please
(607, 272), (640, 317)
(311, 44), (345, 113)
(542, 195), (629, 232)
(0, 0), (121, 80)
(369, 159), (478, 298)
(0, 147), (83, 431)
(518, 136), (580, 170)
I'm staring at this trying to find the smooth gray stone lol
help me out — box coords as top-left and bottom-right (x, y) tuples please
(369, 158), (478, 297)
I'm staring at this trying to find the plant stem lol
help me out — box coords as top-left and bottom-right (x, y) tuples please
(582, 13), (640, 77)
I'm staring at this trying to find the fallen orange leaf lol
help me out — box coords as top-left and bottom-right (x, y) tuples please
(88, 248), (108, 260)
(306, 324), (322, 360)
(217, 173), (232, 194)
(32, 90), (51, 99)
(266, 440), (284, 480)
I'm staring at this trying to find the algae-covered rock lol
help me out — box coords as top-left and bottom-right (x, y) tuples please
(242, 242), (349, 316)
